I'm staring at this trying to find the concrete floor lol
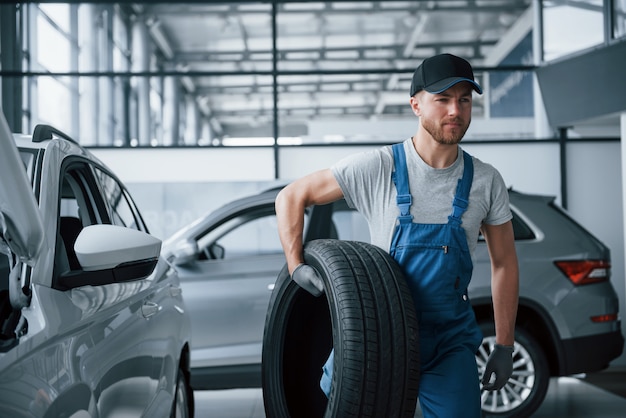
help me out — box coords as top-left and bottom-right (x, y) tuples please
(194, 375), (626, 417)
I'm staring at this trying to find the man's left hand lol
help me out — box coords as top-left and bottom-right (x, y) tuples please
(481, 344), (514, 391)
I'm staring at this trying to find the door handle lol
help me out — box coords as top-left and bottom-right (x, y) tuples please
(141, 301), (160, 318)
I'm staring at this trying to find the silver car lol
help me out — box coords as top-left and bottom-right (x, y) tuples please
(164, 184), (624, 417)
(0, 113), (194, 418)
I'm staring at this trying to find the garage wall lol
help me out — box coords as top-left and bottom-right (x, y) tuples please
(95, 141), (566, 237)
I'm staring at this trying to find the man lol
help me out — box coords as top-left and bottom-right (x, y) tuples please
(275, 53), (519, 417)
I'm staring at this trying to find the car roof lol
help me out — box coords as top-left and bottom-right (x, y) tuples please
(508, 188), (556, 206)
(164, 186), (558, 242)
(164, 187), (283, 244)
(14, 124), (101, 165)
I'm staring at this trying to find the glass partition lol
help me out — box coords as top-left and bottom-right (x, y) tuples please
(542, 0), (604, 61)
(4, 1), (539, 147)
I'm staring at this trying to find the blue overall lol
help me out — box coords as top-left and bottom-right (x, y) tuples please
(389, 143), (482, 417)
(319, 144), (482, 418)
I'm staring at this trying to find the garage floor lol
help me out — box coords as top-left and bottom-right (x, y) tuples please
(194, 370), (626, 417)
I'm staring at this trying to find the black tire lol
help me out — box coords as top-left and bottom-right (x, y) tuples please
(477, 322), (550, 418)
(262, 239), (420, 418)
(171, 365), (194, 418)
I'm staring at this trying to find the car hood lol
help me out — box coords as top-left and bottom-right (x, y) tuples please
(0, 109), (44, 264)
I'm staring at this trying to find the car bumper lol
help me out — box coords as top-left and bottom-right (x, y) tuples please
(560, 327), (624, 375)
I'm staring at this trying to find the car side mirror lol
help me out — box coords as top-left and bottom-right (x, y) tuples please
(55, 224), (161, 290)
(167, 238), (199, 266)
(208, 242), (225, 260)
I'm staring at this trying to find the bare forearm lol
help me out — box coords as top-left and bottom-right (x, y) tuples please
(275, 169), (344, 275)
(275, 187), (307, 274)
(482, 221), (519, 347)
(492, 263), (519, 346)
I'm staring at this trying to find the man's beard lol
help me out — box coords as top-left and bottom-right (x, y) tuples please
(422, 117), (470, 145)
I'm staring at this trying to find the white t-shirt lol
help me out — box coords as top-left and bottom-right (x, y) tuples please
(331, 138), (512, 255)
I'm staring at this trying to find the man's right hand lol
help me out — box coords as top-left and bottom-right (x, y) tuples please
(291, 264), (325, 296)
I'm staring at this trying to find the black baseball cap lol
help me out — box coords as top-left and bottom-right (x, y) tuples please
(410, 53), (482, 96)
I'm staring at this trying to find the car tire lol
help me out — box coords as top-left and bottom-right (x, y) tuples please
(262, 239), (420, 418)
(171, 365), (194, 418)
(477, 321), (550, 418)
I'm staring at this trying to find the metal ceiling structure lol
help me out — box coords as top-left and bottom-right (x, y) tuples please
(134, 1), (533, 140)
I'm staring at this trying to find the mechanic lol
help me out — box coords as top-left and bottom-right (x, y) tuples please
(275, 53), (519, 417)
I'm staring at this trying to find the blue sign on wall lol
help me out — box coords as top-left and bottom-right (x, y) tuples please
(489, 31), (534, 118)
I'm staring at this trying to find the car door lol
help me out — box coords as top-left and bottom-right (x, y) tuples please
(176, 203), (285, 369)
(60, 161), (170, 417)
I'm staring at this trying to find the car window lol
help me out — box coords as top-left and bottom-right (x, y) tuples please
(330, 202), (534, 243)
(93, 167), (144, 231)
(477, 210), (535, 242)
(331, 208), (371, 243)
(511, 210), (535, 240)
(56, 163), (102, 277)
(205, 213), (283, 260)
(59, 165), (100, 225)
(196, 202), (312, 261)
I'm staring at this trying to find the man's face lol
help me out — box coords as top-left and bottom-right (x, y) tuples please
(411, 82), (473, 145)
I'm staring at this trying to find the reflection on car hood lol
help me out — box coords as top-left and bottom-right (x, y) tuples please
(0, 110), (44, 264)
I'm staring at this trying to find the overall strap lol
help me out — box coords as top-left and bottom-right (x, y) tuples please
(448, 151), (474, 226)
(391, 143), (413, 223)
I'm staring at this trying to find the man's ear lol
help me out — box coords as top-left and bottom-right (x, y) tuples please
(409, 96), (421, 117)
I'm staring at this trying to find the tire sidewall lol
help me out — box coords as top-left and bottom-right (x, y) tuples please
(171, 367), (193, 418)
(262, 239), (419, 418)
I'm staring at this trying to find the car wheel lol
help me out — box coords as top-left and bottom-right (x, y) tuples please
(262, 239), (420, 418)
(477, 322), (550, 418)
(171, 366), (194, 418)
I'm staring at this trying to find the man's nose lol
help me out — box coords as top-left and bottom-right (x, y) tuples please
(448, 101), (462, 115)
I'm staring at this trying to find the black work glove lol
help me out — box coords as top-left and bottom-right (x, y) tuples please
(481, 344), (514, 391)
(291, 263), (324, 297)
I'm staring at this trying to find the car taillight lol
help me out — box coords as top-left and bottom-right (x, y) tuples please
(554, 260), (610, 285)
(590, 313), (618, 323)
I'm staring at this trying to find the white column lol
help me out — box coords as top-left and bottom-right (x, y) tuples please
(78, 4), (98, 146)
(532, 0), (551, 139)
(132, 19), (151, 146)
(98, 7), (114, 146)
(162, 75), (180, 146)
(184, 94), (199, 145)
(201, 118), (213, 145)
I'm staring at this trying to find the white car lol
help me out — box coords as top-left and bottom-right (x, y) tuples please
(0, 112), (194, 417)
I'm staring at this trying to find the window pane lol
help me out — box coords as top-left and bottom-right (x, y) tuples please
(216, 214), (283, 259)
(20, 1), (537, 147)
(331, 208), (371, 243)
(39, 4), (71, 32)
(95, 168), (140, 230)
(113, 12), (130, 72)
(37, 77), (72, 129)
(37, 14), (71, 72)
(543, 0), (604, 61)
(488, 32), (534, 118)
